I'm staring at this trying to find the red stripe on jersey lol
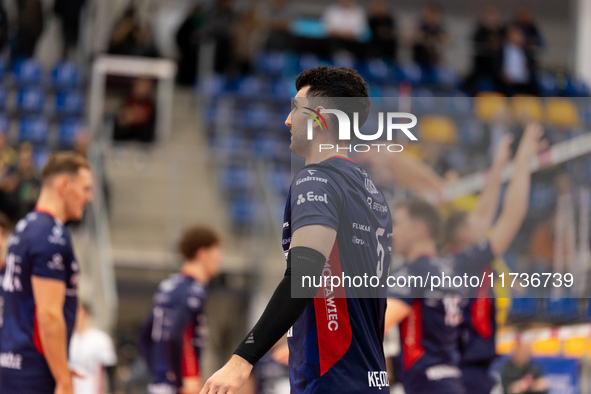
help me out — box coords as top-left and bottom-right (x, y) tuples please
(32, 306), (44, 355)
(314, 241), (352, 376)
(400, 300), (424, 370)
(181, 324), (199, 378)
(471, 298), (493, 340)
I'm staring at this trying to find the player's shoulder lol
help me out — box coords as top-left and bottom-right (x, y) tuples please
(16, 212), (70, 249)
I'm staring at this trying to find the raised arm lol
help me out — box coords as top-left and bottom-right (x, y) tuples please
(489, 123), (544, 257)
(471, 134), (513, 230)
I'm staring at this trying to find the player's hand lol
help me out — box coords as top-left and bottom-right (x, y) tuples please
(515, 122), (546, 162)
(200, 355), (253, 394)
(271, 343), (289, 366)
(54, 380), (74, 394)
(180, 377), (202, 394)
(492, 134), (514, 169)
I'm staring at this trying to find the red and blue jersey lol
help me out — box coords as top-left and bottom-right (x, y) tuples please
(282, 157), (393, 393)
(0, 211), (79, 394)
(387, 241), (494, 394)
(139, 273), (207, 390)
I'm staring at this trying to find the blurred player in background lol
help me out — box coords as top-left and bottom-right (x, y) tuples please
(385, 123), (544, 394)
(139, 226), (222, 394)
(69, 303), (117, 394)
(202, 66), (392, 394)
(0, 152), (93, 394)
(443, 134), (514, 394)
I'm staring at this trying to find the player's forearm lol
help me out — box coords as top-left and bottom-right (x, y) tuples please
(389, 153), (444, 193)
(473, 161), (504, 227)
(500, 155), (531, 227)
(37, 310), (71, 385)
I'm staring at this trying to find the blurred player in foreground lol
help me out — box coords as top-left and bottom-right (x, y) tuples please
(385, 123), (543, 394)
(69, 303), (117, 394)
(0, 152), (93, 394)
(202, 66), (392, 393)
(139, 226), (222, 394)
(443, 134), (515, 394)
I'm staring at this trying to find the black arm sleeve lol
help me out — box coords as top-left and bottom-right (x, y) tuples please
(233, 246), (326, 365)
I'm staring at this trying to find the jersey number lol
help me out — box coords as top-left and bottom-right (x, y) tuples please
(443, 297), (463, 327)
(375, 227), (386, 279)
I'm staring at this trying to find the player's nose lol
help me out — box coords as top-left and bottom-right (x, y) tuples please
(285, 113), (291, 127)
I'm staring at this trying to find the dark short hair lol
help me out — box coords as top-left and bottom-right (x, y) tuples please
(42, 151), (90, 181)
(443, 210), (469, 248)
(295, 66), (371, 139)
(398, 199), (442, 241)
(179, 226), (221, 260)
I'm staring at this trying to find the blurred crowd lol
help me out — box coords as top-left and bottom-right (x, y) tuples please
(163, 0), (548, 95)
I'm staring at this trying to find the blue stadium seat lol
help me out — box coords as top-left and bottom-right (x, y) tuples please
(434, 66), (460, 87)
(544, 298), (579, 322)
(0, 86), (7, 110)
(235, 76), (264, 98)
(57, 118), (84, 148)
(199, 74), (226, 98)
(508, 297), (539, 320)
(538, 72), (557, 96)
(54, 90), (84, 116)
(361, 58), (393, 83)
(33, 148), (50, 171)
(16, 87), (45, 113)
(229, 197), (258, 227)
(13, 58), (42, 86)
(256, 51), (287, 76)
(51, 62), (81, 89)
(243, 103), (270, 128)
(220, 164), (255, 192)
(398, 63), (423, 85)
(252, 135), (280, 159)
(0, 113), (9, 133)
(18, 116), (49, 144)
(0, 57), (7, 79)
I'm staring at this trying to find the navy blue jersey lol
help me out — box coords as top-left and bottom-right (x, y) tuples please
(282, 157), (393, 393)
(0, 211), (79, 394)
(387, 241), (494, 394)
(139, 273), (207, 389)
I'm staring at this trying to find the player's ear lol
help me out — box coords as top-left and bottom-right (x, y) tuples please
(54, 174), (70, 196)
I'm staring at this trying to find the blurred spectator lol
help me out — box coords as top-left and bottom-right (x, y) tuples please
(498, 25), (539, 96)
(513, 7), (544, 55)
(54, 0), (85, 60)
(412, 3), (449, 68)
(464, 5), (503, 95)
(260, 0), (294, 51)
(322, 0), (368, 58)
(233, 6), (262, 75)
(500, 337), (548, 394)
(0, 133), (18, 222)
(70, 303), (117, 394)
(0, 0), (8, 54)
(14, 0), (44, 58)
(175, 4), (206, 86)
(13, 143), (41, 218)
(108, 7), (158, 57)
(113, 79), (156, 143)
(367, 0), (397, 61)
(206, 0), (238, 74)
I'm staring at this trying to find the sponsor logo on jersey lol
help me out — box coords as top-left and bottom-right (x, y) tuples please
(366, 197), (388, 213)
(296, 192), (328, 205)
(352, 223), (371, 232)
(352, 236), (365, 245)
(296, 175), (328, 185)
(49, 225), (67, 245)
(0, 352), (23, 370)
(47, 253), (64, 271)
(367, 371), (389, 389)
(283, 221), (290, 229)
(364, 178), (379, 194)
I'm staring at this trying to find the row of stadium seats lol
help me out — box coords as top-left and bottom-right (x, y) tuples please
(0, 58), (81, 89)
(0, 114), (84, 149)
(0, 87), (84, 117)
(509, 298), (586, 325)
